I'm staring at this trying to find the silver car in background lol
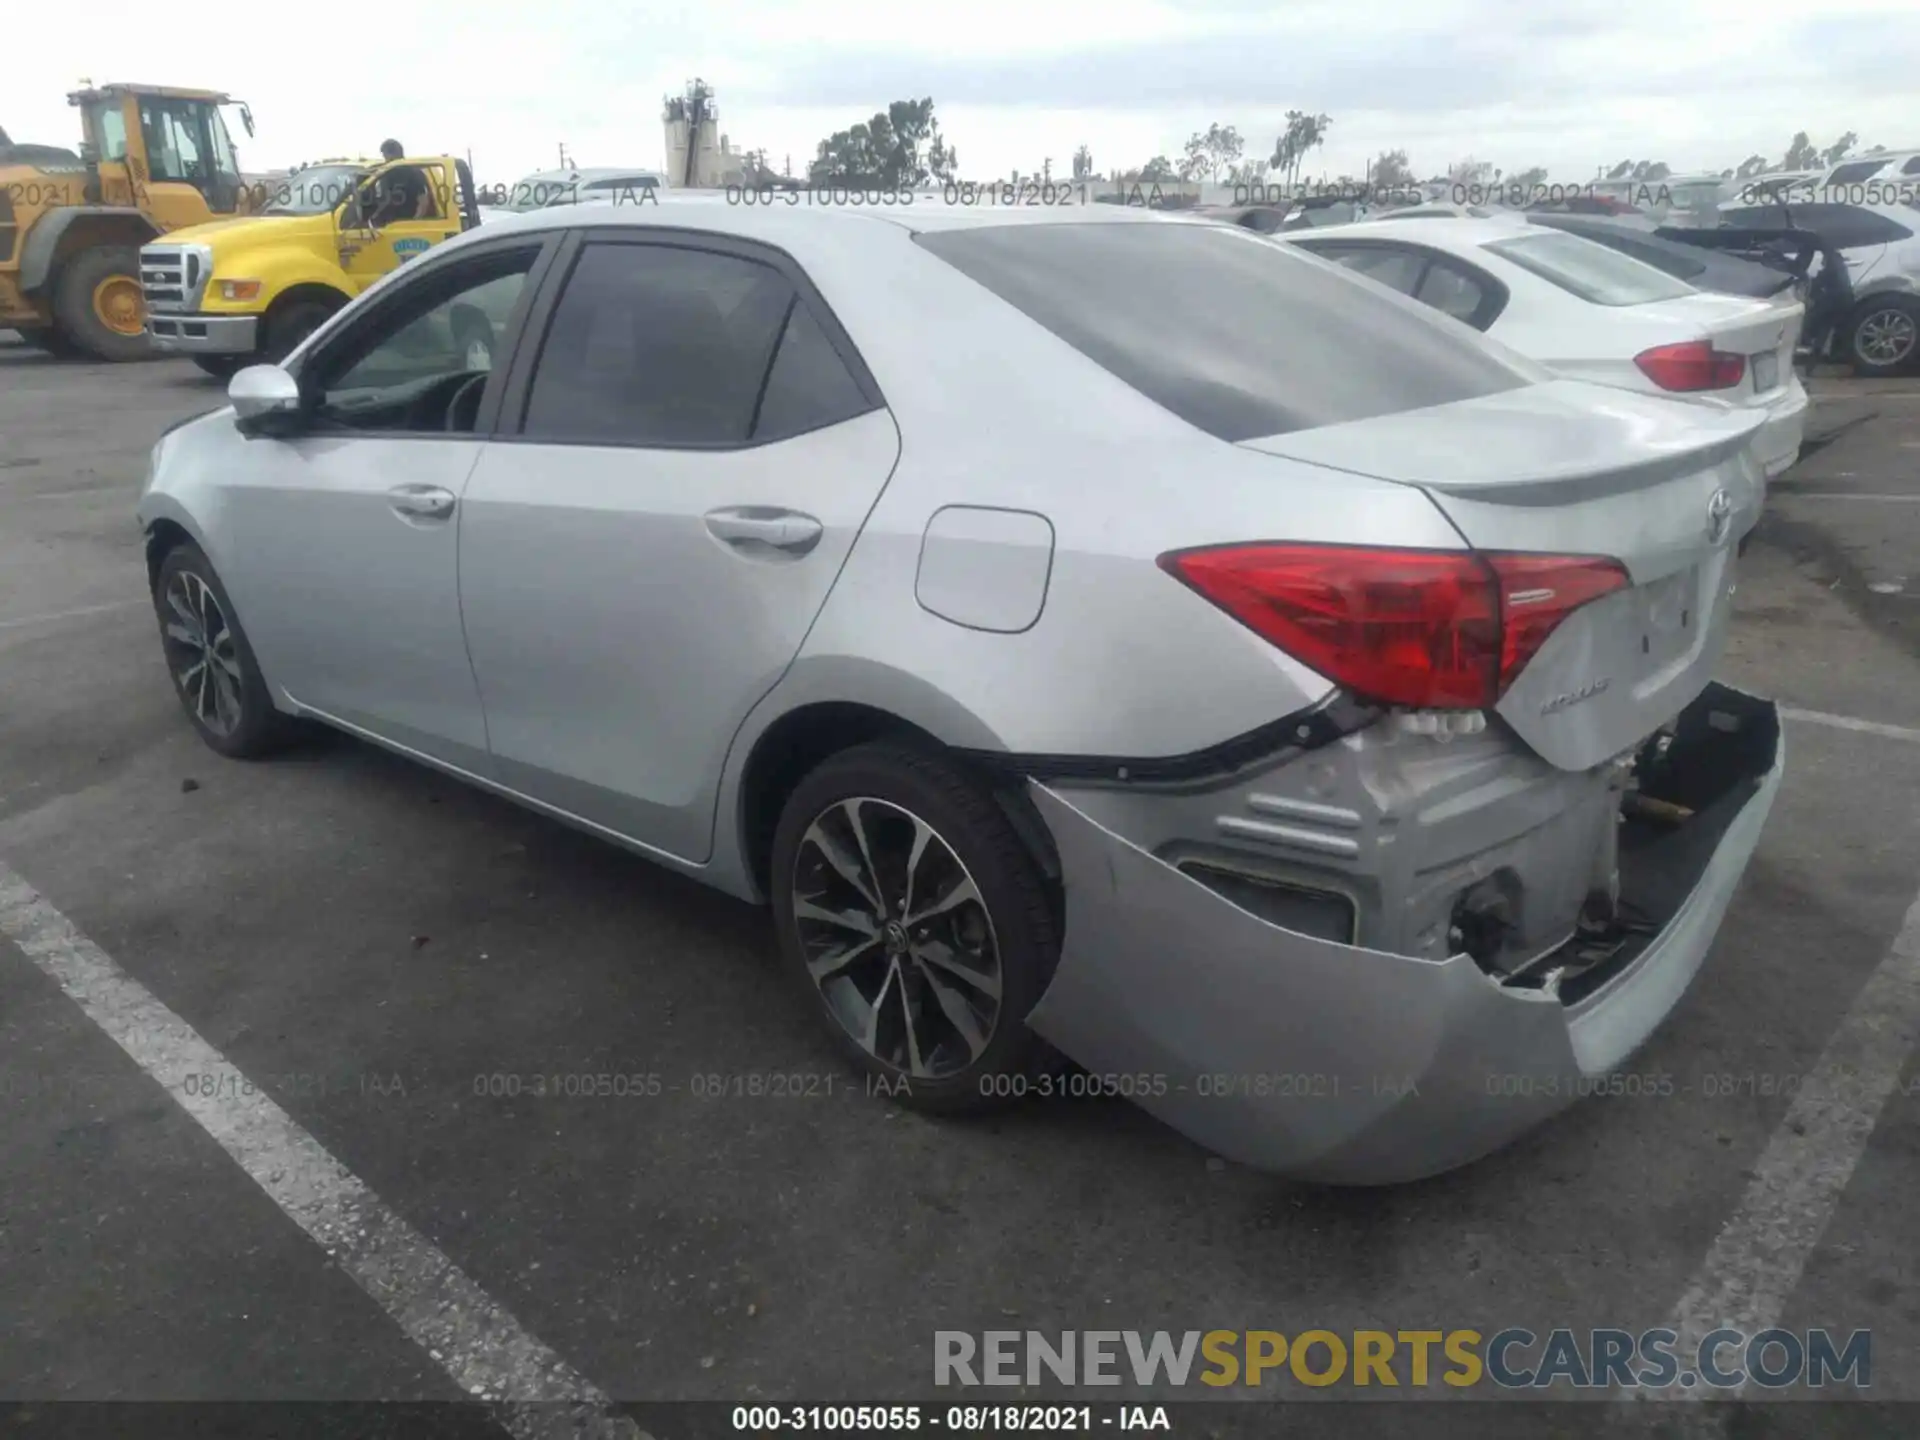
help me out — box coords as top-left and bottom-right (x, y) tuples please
(137, 204), (1783, 1183)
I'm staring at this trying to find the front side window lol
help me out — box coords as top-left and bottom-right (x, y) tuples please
(138, 100), (208, 184)
(308, 249), (537, 431)
(918, 221), (1532, 442)
(1482, 231), (1695, 305)
(85, 101), (129, 161)
(521, 243), (801, 446)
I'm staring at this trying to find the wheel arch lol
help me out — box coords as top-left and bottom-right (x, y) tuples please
(719, 666), (1061, 911)
(21, 207), (158, 296)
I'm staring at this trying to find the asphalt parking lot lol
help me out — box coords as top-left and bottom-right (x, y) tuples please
(2, 338), (1918, 1438)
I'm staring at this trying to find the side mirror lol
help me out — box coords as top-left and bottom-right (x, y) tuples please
(230, 365), (305, 437)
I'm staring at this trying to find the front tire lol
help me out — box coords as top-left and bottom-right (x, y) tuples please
(153, 541), (295, 759)
(769, 742), (1059, 1114)
(1846, 296), (1920, 376)
(192, 355), (244, 380)
(50, 245), (152, 362)
(261, 297), (338, 364)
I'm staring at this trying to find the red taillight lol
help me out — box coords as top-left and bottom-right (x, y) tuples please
(1634, 340), (1746, 392)
(1159, 543), (1629, 710)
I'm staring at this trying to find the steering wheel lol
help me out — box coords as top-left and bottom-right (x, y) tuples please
(445, 372), (489, 432)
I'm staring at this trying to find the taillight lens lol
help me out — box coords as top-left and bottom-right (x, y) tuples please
(1634, 340), (1746, 392)
(1159, 543), (1629, 710)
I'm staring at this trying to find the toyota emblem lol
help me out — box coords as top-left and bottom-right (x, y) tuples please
(1706, 488), (1733, 545)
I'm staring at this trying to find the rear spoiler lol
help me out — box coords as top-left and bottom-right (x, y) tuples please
(1654, 224), (1855, 357)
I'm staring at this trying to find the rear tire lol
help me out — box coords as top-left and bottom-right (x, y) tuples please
(50, 245), (152, 362)
(261, 297), (338, 364)
(153, 540), (296, 760)
(769, 741), (1059, 1115)
(1846, 296), (1920, 376)
(16, 327), (76, 355)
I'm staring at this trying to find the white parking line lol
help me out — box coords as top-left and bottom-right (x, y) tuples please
(0, 599), (146, 632)
(1782, 707), (1920, 745)
(0, 862), (649, 1440)
(1662, 888), (1920, 1403)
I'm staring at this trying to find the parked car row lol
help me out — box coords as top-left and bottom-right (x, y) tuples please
(1210, 192), (1920, 377)
(140, 199), (1783, 1185)
(1280, 215), (1810, 476)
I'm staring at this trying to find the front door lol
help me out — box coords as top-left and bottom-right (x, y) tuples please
(221, 241), (547, 772)
(338, 159), (464, 294)
(458, 235), (899, 860)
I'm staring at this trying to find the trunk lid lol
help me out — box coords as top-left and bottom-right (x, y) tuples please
(1240, 379), (1768, 771)
(1632, 292), (1805, 399)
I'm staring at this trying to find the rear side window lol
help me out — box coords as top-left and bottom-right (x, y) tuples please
(1825, 160), (1889, 186)
(1416, 261), (1493, 324)
(522, 243), (794, 446)
(1311, 245), (1425, 294)
(1482, 231), (1695, 305)
(1602, 233), (1706, 280)
(916, 222), (1530, 441)
(751, 301), (874, 441)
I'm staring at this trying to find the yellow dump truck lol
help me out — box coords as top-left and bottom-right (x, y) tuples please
(1, 83), (260, 360)
(139, 154), (481, 376)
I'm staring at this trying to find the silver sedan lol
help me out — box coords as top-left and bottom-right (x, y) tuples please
(138, 201), (1784, 1183)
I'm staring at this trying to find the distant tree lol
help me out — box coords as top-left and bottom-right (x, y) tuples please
(810, 98), (955, 187)
(1606, 158), (1636, 179)
(1865, 143), (1886, 155)
(1635, 160), (1671, 182)
(1506, 165), (1549, 191)
(1369, 148), (1415, 188)
(1271, 110), (1332, 187)
(1782, 131), (1820, 171)
(1179, 123), (1243, 183)
(1448, 155), (1495, 185)
(1822, 131), (1859, 166)
(1735, 153), (1770, 179)
(1072, 144), (1094, 181)
(1229, 159), (1270, 186)
(1138, 155), (1177, 182)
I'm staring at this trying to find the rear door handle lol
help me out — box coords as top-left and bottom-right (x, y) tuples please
(704, 506), (823, 557)
(388, 484), (457, 521)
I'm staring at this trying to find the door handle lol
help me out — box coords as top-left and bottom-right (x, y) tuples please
(388, 484), (457, 521)
(704, 506), (823, 556)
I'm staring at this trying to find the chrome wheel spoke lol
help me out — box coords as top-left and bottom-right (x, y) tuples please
(900, 969), (930, 1076)
(900, 816), (934, 918)
(914, 955), (990, 1062)
(793, 897), (878, 937)
(803, 812), (883, 914)
(857, 960), (900, 1055)
(904, 872), (981, 929)
(163, 620), (198, 647)
(807, 933), (882, 984)
(912, 936), (1002, 1001)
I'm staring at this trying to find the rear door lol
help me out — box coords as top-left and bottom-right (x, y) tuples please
(457, 232), (898, 861)
(1239, 380), (1767, 771)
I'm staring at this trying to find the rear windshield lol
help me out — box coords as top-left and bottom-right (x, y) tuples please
(1483, 231), (1697, 305)
(914, 221), (1532, 441)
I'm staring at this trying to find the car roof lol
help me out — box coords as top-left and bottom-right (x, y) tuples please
(474, 197), (1202, 242)
(1281, 215), (1535, 247)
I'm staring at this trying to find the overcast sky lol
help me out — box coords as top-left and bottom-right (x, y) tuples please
(9, 0), (1916, 187)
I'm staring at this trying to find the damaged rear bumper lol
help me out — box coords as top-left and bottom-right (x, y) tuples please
(1023, 683), (1783, 1185)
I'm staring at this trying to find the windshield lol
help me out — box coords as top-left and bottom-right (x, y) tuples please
(266, 164), (367, 215)
(916, 221), (1532, 441)
(1483, 230), (1697, 305)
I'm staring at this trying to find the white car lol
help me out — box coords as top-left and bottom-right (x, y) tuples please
(1285, 217), (1809, 477)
